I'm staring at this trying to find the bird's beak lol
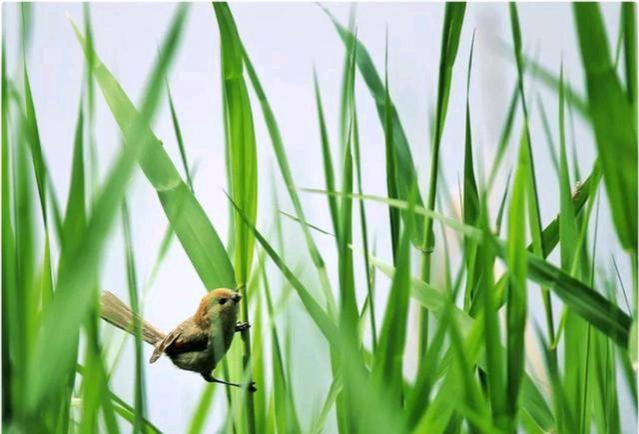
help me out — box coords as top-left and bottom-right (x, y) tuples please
(232, 293), (242, 303)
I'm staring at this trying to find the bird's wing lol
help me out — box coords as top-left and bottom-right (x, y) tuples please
(170, 329), (209, 353)
(149, 322), (210, 363)
(149, 326), (182, 363)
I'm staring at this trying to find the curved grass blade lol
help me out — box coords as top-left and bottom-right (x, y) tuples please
(241, 22), (338, 320)
(227, 192), (340, 347)
(323, 7), (425, 246)
(73, 5), (235, 291)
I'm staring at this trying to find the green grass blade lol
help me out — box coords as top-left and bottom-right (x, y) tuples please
(419, 1), (466, 370)
(337, 29), (359, 343)
(187, 384), (217, 434)
(622, 2), (636, 110)
(227, 193), (340, 346)
(505, 122), (529, 430)
(26, 5), (188, 414)
(373, 206), (412, 402)
(313, 70), (339, 237)
(574, 3), (637, 253)
(241, 22), (338, 320)
(324, 8), (425, 246)
(212, 5), (258, 432)
(262, 264), (301, 434)
(122, 200), (147, 434)
(383, 35), (400, 261)
(63, 96), (86, 250)
(73, 5), (235, 291)
(167, 83), (194, 192)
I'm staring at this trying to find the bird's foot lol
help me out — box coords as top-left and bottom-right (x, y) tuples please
(235, 321), (251, 332)
(202, 373), (257, 393)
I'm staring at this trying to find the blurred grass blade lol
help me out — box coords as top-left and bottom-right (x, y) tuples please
(26, 5), (188, 414)
(373, 204), (412, 402)
(122, 200), (147, 434)
(187, 384), (216, 434)
(493, 239), (631, 346)
(383, 35), (400, 261)
(574, 3), (637, 253)
(505, 121), (528, 430)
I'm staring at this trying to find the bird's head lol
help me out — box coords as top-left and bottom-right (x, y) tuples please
(195, 288), (241, 328)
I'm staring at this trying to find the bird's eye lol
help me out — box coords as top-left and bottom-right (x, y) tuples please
(219, 298), (227, 305)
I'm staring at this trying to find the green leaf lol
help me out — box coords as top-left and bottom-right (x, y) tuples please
(73, 5), (235, 291)
(324, 8), (426, 246)
(574, 3), (637, 253)
(26, 5), (188, 414)
(122, 200), (147, 434)
(505, 118), (529, 430)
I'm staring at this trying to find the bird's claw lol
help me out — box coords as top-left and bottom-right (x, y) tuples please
(235, 321), (251, 332)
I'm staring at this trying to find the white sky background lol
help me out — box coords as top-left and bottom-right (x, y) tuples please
(3, 2), (635, 433)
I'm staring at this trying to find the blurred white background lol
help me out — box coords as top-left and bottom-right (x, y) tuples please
(3, 2), (634, 433)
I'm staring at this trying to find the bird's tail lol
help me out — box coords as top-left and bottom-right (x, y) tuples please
(100, 291), (165, 346)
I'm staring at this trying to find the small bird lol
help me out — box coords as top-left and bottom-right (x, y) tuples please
(100, 289), (256, 392)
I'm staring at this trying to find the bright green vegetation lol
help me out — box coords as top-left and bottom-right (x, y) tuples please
(2, 2), (636, 433)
